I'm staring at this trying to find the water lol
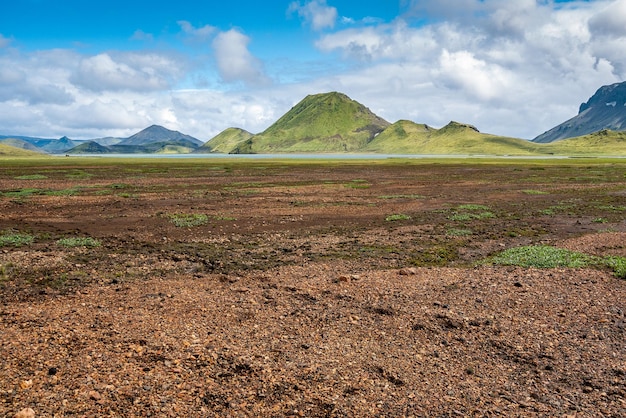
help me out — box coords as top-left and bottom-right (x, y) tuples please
(63, 153), (576, 160)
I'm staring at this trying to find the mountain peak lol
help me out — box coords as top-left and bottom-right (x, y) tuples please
(440, 121), (480, 133)
(231, 91), (390, 153)
(119, 125), (203, 147)
(579, 82), (626, 113)
(534, 81), (626, 143)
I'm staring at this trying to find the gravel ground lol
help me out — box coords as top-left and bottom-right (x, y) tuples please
(1, 260), (625, 417)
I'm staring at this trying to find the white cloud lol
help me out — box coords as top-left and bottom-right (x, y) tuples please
(131, 30), (154, 42)
(71, 52), (181, 92)
(589, 0), (626, 37)
(177, 20), (217, 40)
(212, 29), (270, 86)
(434, 49), (511, 101)
(289, 0), (338, 31)
(316, 21), (439, 61)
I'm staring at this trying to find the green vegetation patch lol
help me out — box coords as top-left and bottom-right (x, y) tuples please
(456, 204), (490, 211)
(604, 256), (626, 279)
(385, 214), (412, 222)
(449, 212), (495, 221)
(15, 174), (48, 180)
(168, 213), (209, 227)
(447, 204), (495, 222)
(378, 194), (425, 200)
(1, 188), (42, 199)
(0, 231), (34, 247)
(522, 189), (549, 195)
(491, 245), (593, 268)
(596, 204), (626, 212)
(57, 237), (101, 248)
(345, 179), (370, 189)
(489, 245), (626, 279)
(447, 228), (473, 236)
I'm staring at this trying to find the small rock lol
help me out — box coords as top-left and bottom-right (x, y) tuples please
(337, 275), (351, 282)
(89, 390), (102, 401)
(18, 380), (33, 390)
(48, 367), (57, 376)
(14, 408), (35, 418)
(399, 267), (418, 276)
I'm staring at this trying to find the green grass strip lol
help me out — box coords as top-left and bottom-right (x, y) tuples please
(490, 245), (626, 279)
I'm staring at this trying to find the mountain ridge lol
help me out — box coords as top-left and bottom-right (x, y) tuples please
(533, 81), (626, 143)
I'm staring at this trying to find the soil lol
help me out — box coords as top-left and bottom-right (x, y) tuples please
(0, 160), (625, 417)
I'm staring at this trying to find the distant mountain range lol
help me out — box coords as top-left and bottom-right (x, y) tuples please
(0, 125), (203, 155)
(1, 83), (625, 156)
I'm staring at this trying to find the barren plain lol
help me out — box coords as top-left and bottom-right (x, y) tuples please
(0, 158), (624, 417)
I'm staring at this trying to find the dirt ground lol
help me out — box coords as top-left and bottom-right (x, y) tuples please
(0, 159), (625, 417)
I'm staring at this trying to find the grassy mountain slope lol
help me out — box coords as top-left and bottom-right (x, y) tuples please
(542, 129), (626, 155)
(197, 128), (253, 153)
(67, 141), (114, 154)
(232, 92), (390, 153)
(0, 138), (44, 153)
(0, 143), (48, 157)
(364, 121), (545, 155)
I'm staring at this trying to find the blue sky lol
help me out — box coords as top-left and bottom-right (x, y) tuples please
(1, 0), (625, 140)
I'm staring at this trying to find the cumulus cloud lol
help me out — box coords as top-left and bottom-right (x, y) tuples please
(0, 50), (75, 105)
(177, 20), (217, 40)
(59, 99), (147, 130)
(131, 30), (154, 42)
(588, 0), (626, 37)
(316, 21), (438, 61)
(212, 29), (270, 86)
(434, 49), (511, 101)
(288, 0), (338, 31)
(70, 52), (181, 92)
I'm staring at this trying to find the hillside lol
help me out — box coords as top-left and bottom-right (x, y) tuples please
(0, 138), (44, 153)
(231, 92), (390, 153)
(67, 139), (198, 154)
(119, 125), (203, 147)
(197, 128), (253, 153)
(363, 120), (544, 155)
(0, 143), (48, 157)
(541, 129), (626, 155)
(534, 81), (626, 143)
(66, 141), (114, 154)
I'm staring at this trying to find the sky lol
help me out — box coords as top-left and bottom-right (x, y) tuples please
(1, 0), (625, 141)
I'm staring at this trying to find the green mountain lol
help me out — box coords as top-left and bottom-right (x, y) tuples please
(0, 138), (45, 153)
(231, 92), (390, 153)
(119, 125), (203, 147)
(197, 128), (253, 153)
(0, 143), (48, 157)
(66, 141), (114, 154)
(363, 120), (545, 155)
